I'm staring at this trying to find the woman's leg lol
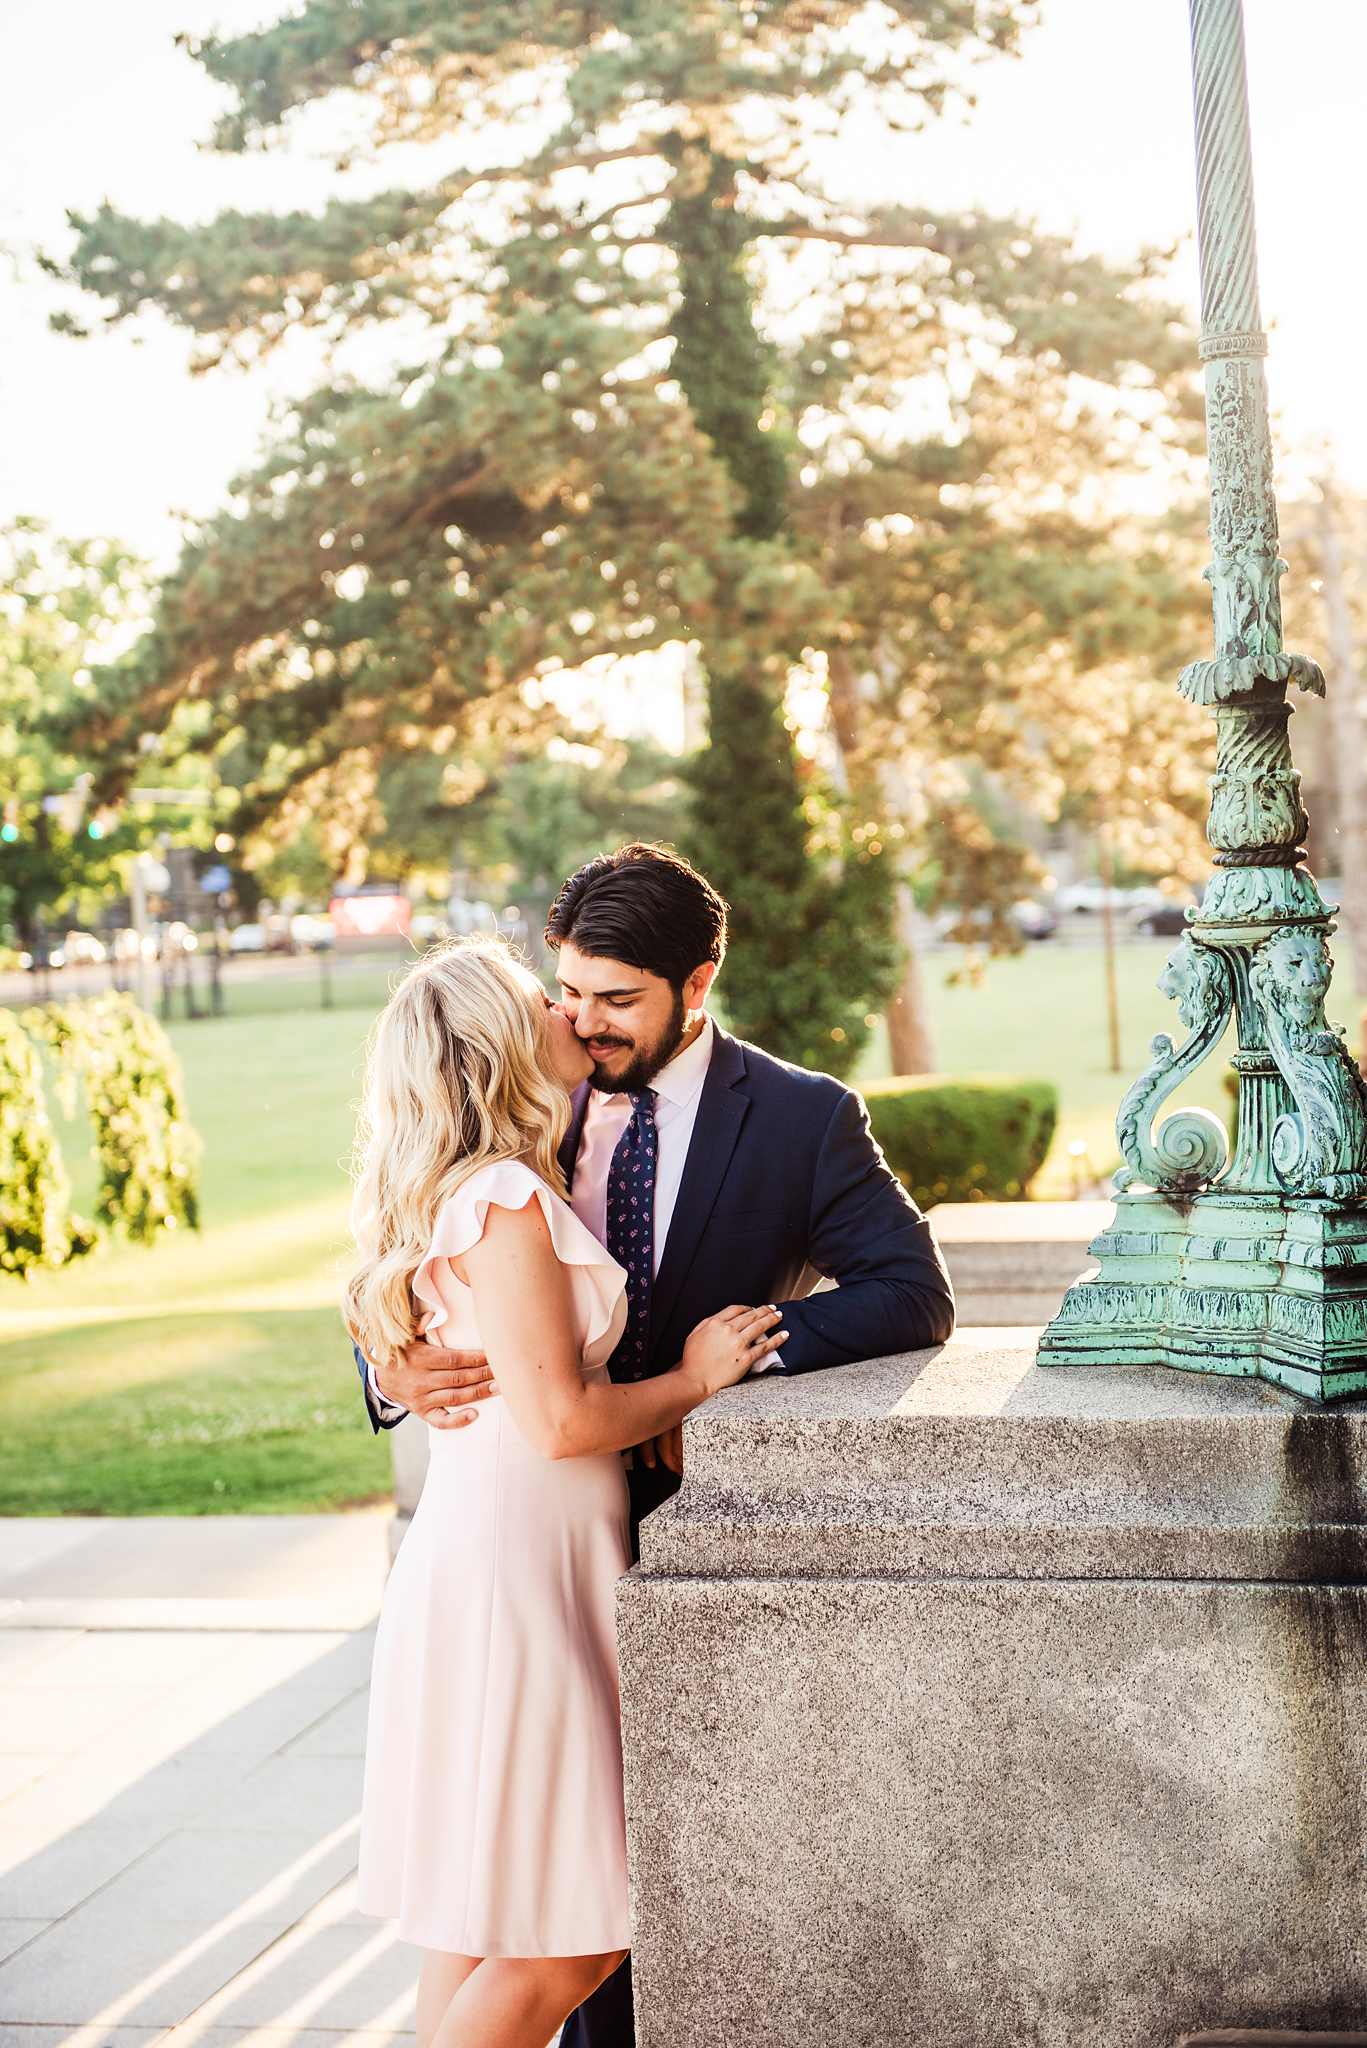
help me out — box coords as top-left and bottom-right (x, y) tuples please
(417, 1951), (480, 2048)
(429, 1949), (628, 2048)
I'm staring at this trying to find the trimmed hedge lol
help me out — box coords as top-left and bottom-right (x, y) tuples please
(860, 1073), (1059, 1206)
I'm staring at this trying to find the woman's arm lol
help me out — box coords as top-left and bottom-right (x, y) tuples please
(447, 1199), (783, 1460)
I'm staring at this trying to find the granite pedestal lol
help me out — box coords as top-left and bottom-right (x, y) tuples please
(384, 1203), (1114, 1552)
(616, 1335), (1367, 2047)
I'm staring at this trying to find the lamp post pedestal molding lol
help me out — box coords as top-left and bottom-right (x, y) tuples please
(1038, 0), (1367, 1402)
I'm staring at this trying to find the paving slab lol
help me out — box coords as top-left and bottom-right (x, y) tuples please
(0, 1515), (418, 2042)
(53, 1817), (361, 1925)
(85, 1676), (362, 1764)
(0, 1751), (252, 1835)
(4, 1630), (233, 1691)
(185, 1916), (419, 2028)
(0, 1822), (168, 1918)
(286, 1693), (369, 1761)
(0, 1755), (65, 1803)
(0, 1515), (391, 1635)
(0, 1910), (304, 2027)
(1, 2029), (166, 2048)
(0, 1632), (83, 1681)
(0, 1918), (50, 1964)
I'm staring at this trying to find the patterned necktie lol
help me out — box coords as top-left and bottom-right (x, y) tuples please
(605, 1090), (658, 1382)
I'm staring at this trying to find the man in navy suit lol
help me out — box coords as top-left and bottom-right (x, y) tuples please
(358, 843), (954, 2048)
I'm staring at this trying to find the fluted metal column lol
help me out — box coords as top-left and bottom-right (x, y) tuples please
(1037, 0), (1367, 1403)
(1179, 0), (1320, 798)
(1191, 0), (1261, 339)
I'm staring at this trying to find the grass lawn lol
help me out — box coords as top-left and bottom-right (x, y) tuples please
(2, 926), (1354, 1513)
(0, 1308), (387, 1516)
(863, 935), (1253, 1200)
(0, 1008), (390, 1516)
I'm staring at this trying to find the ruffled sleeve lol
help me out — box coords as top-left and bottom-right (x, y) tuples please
(413, 1158), (627, 1364)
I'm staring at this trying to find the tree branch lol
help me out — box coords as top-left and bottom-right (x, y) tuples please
(436, 138), (665, 204)
(747, 219), (943, 251)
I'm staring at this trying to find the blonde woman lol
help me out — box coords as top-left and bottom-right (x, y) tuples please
(346, 937), (783, 2048)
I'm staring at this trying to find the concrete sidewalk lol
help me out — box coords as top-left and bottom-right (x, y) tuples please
(0, 1512), (420, 2047)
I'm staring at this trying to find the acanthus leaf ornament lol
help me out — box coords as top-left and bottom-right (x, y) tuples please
(1115, 938), (1233, 1193)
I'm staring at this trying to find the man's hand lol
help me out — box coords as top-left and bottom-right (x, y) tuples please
(375, 1339), (497, 1429)
(639, 1425), (684, 1475)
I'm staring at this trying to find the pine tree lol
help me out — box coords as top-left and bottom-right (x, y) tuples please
(52, 1), (1208, 1065)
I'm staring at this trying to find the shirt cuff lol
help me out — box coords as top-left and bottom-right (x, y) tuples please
(367, 1356), (409, 1420)
(749, 1345), (784, 1375)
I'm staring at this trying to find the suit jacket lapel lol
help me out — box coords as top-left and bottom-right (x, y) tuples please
(650, 1027), (750, 1351)
(560, 1083), (590, 1190)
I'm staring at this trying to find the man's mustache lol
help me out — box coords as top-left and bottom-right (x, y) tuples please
(585, 1033), (633, 1053)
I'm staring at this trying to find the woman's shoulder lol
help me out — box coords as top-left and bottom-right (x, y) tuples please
(427, 1158), (617, 1270)
(426, 1158), (552, 1258)
(415, 1156), (625, 1346)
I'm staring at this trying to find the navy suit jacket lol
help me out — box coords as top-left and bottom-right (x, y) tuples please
(356, 1026), (954, 1442)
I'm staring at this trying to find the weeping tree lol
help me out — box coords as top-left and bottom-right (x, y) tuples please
(0, 994), (199, 1277)
(0, 1008), (90, 1276)
(53, 0), (1209, 1072)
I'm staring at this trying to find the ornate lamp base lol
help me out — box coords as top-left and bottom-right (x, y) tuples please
(1039, 1185), (1367, 1403)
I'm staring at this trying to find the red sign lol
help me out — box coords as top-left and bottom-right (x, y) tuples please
(329, 893), (411, 938)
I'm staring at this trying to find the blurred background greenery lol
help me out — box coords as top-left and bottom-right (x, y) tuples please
(0, 934), (1235, 1515)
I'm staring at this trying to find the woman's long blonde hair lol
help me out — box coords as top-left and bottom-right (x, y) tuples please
(344, 936), (571, 1366)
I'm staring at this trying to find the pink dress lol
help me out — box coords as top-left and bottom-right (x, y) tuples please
(356, 1158), (633, 1957)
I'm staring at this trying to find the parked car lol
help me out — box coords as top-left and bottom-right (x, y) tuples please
(289, 913), (334, 951)
(228, 922), (267, 953)
(1011, 900), (1056, 942)
(1130, 902), (1191, 937)
(1052, 882), (1112, 915)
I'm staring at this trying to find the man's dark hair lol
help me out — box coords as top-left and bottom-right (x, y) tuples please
(543, 843), (728, 988)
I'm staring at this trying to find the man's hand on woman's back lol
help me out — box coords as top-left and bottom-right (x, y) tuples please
(376, 1340), (498, 1427)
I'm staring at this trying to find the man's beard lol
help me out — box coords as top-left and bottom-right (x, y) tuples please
(587, 987), (687, 1094)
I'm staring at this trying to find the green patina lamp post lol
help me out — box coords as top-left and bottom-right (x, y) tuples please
(1038, 0), (1367, 1401)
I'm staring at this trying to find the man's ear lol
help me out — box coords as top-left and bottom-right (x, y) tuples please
(683, 960), (719, 1012)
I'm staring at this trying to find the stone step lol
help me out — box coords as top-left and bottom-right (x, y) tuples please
(929, 1199), (1112, 1323)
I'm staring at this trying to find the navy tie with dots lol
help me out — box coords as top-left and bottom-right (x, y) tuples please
(605, 1090), (658, 1383)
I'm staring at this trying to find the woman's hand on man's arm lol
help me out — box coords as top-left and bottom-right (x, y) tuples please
(455, 1200), (786, 1461)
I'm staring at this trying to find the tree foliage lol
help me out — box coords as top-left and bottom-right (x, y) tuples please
(54, 0), (1214, 1057)
(18, 994), (200, 1256)
(0, 1007), (92, 1276)
(36, 994), (201, 1240)
(0, 522), (154, 947)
